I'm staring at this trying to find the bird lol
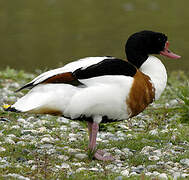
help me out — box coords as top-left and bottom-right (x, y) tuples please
(4, 30), (181, 161)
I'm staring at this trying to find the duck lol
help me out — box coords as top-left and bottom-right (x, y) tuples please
(4, 30), (181, 161)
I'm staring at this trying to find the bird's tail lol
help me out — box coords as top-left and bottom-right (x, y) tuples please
(3, 104), (20, 113)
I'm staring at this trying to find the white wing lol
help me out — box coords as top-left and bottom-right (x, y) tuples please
(30, 57), (112, 85)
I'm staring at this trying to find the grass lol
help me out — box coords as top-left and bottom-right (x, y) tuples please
(0, 68), (188, 179)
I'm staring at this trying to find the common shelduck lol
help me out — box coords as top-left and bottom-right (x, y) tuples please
(4, 30), (181, 161)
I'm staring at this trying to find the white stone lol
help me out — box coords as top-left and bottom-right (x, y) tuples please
(31, 165), (37, 170)
(161, 129), (169, 133)
(152, 171), (160, 176)
(101, 140), (109, 143)
(69, 133), (77, 138)
(96, 137), (102, 142)
(10, 82), (20, 89)
(127, 134), (133, 138)
(16, 141), (26, 146)
(115, 176), (123, 180)
(40, 137), (53, 143)
(67, 148), (78, 154)
(121, 169), (129, 176)
(58, 155), (69, 161)
(89, 167), (99, 171)
(122, 148), (133, 156)
(141, 146), (155, 154)
(57, 117), (69, 124)
(145, 172), (152, 176)
(114, 149), (124, 155)
(61, 163), (70, 169)
(27, 116), (35, 121)
(180, 158), (189, 166)
(75, 153), (88, 159)
(70, 121), (80, 128)
(69, 137), (77, 142)
(99, 132), (114, 139)
(7, 134), (16, 138)
(17, 118), (27, 124)
(3, 173), (30, 180)
(116, 131), (126, 137)
(106, 164), (115, 170)
(130, 172), (138, 176)
(23, 123), (34, 129)
(0, 147), (6, 152)
(38, 127), (47, 133)
(149, 129), (158, 135)
(22, 130), (38, 135)
(60, 125), (68, 131)
(173, 172), (181, 180)
(76, 167), (87, 172)
(158, 173), (168, 179)
(5, 138), (15, 144)
(118, 124), (129, 130)
(169, 99), (179, 106)
(28, 160), (35, 164)
(149, 155), (160, 161)
(72, 162), (82, 166)
(153, 149), (162, 157)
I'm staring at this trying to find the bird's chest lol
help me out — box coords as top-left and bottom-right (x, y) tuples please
(126, 70), (155, 117)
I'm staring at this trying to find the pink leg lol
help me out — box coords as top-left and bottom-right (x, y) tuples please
(87, 121), (93, 143)
(87, 121), (114, 161)
(88, 121), (99, 151)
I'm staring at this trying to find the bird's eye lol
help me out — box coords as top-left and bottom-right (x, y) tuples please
(158, 37), (162, 42)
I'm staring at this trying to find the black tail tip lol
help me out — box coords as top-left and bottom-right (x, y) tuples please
(3, 105), (20, 113)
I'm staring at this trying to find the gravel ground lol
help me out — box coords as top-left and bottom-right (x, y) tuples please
(0, 72), (188, 180)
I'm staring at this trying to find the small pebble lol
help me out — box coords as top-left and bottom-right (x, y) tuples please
(17, 118), (27, 124)
(38, 127), (47, 133)
(0, 147), (6, 152)
(5, 138), (15, 144)
(152, 171), (160, 176)
(115, 176), (123, 180)
(67, 148), (78, 154)
(76, 167), (87, 172)
(40, 144), (53, 149)
(149, 155), (160, 161)
(40, 137), (53, 143)
(75, 153), (88, 159)
(130, 172), (138, 176)
(3, 173), (30, 180)
(158, 173), (168, 179)
(89, 167), (99, 171)
(121, 169), (129, 176)
(60, 125), (68, 131)
(180, 158), (189, 166)
(58, 155), (69, 161)
(149, 129), (158, 135)
(57, 117), (69, 124)
(173, 172), (181, 180)
(132, 165), (145, 174)
(141, 146), (155, 154)
(70, 122), (80, 128)
(61, 163), (70, 169)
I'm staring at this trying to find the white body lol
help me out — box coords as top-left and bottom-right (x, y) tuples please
(12, 56), (167, 121)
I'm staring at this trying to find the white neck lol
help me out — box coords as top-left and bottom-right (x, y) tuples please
(139, 55), (167, 100)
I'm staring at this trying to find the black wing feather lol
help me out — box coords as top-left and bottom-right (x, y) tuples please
(73, 58), (137, 79)
(16, 58), (136, 92)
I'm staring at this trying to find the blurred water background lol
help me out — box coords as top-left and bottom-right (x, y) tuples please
(0, 0), (188, 73)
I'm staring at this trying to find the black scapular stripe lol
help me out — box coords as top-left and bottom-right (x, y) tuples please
(73, 58), (137, 79)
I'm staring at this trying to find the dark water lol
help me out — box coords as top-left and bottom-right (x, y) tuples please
(0, 0), (188, 73)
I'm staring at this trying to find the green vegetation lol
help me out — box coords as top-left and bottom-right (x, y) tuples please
(0, 69), (188, 179)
